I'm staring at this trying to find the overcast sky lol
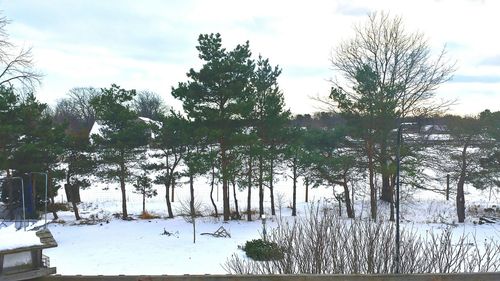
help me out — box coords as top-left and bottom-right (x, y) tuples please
(1, 0), (499, 115)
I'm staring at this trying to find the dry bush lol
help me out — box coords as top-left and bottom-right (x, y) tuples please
(138, 211), (161, 219)
(49, 202), (71, 212)
(176, 197), (204, 223)
(223, 204), (500, 274)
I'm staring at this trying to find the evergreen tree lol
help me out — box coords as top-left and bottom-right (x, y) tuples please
(301, 127), (360, 218)
(0, 91), (66, 219)
(172, 33), (255, 221)
(252, 56), (290, 217)
(62, 131), (95, 220)
(330, 12), (455, 219)
(437, 115), (488, 223)
(477, 110), (500, 200)
(133, 171), (157, 215)
(91, 84), (148, 219)
(150, 112), (189, 218)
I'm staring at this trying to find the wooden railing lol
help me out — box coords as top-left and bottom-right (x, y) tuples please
(34, 273), (500, 281)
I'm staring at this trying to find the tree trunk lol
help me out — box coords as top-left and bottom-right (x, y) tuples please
(292, 157), (297, 216)
(163, 175), (174, 219)
(66, 169), (81, 220)
(119, 152), (128, 219)
(221, 139), (230, 221)
(31, 175), (37, 215)
(232, 179), (240, 219)
(338, 196), (342, 216)
(269, 158), (275, 216)
(142, 192), (146, 214)
(258, 154), (264, 218)
(210, 166), (218, 217)
(69, 186), (81, 220)
(247, 155), (252, 221)
(367, 140), (377, 221)
(457, 142), (468, 223)
(381, 173), (392, 202)
(342, 175), (354, 218)
(189, 174), (196, 243)
(49, 196), (59, 220)
(164, 182), (173, 218)
(380, 139), (392, 203)
(71, 199), (80, 220)
(389, 175), (395, 222)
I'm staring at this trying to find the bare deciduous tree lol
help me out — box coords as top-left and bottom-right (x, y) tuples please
(0, 15), (42, 90)
(132, 90), (168, 120)
(54, 87), (100, 134)
(329, 12), (456, 219)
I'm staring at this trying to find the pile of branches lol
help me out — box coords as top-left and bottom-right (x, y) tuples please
(223, 204), (500, 274)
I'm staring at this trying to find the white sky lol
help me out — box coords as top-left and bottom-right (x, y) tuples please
(1, 0), (499, 115)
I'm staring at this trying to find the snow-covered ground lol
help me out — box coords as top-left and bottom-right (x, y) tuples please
(2, 172), (499, 275)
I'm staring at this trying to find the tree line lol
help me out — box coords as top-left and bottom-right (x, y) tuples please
(1, 12), (499, 224)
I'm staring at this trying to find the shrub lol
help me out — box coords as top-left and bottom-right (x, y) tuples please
(243, 239), (283, 261)
(224, 203), (500, 274)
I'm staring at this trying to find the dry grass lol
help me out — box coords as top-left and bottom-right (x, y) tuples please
(138, 211), (161, 219)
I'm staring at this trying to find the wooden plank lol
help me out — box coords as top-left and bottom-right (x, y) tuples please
(0, 267), (56, 281)
(32, 273), (500, 281)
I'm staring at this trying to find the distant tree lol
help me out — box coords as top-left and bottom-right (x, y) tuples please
(172, 33), (256, 221)
(438, 116), (488, 223)
(61, 131), (96, 220)
(183, 128), (211, 243)
(54, 87), (100, 134)
(133, 171), (157, 214)
(301, 127), (359, 218)
(0, 15), (42, 90)
(329, 12), (455, 219)
(283, 127), (305, 217)
(150, 112), (189, 218)
(252, 56), (290, 217)
(0, 87), (19, 177)
(91, 84), (149, 219)
(132, 90), (168, 120)
(476, 110), (500, 201)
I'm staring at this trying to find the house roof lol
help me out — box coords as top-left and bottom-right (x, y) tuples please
(0, 229), (57, 255)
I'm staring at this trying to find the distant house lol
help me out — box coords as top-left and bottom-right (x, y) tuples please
(0, 229), (57, 281)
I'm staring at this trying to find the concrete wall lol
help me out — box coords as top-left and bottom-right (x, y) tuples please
(35, 273), (500, 281)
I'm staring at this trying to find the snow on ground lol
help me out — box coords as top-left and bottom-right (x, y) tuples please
(2, 171), (499, 275)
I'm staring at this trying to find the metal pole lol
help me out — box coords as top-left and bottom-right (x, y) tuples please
(43, 172), (48, 229)
(395, 124), (402, 274)
(20, 177), (26, 231)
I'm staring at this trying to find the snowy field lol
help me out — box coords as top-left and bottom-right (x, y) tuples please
(2, 173), (499, 275)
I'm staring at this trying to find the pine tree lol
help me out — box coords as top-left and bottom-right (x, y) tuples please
(252, 56), (290, 217)
(133, 172), (157, 215)
(150, 112), (188, 218)
(62, 132), (95, 220)
(172, 33), (255, 221)
(91, 84), (149, 219)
